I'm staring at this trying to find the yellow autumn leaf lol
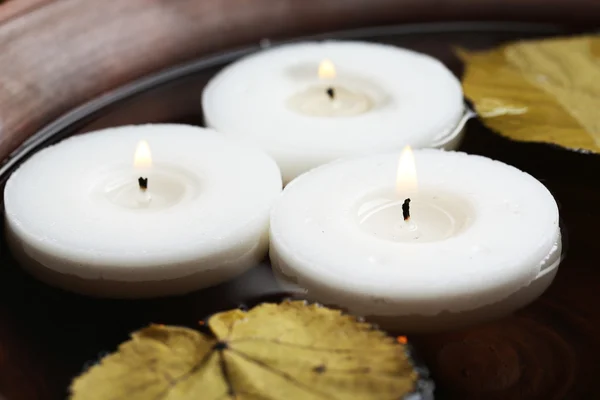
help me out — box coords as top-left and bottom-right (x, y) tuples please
(461, 35), (600, 153)
(70, 301), (418, 400)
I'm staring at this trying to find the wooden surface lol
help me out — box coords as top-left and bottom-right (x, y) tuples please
(1, 2), (600, 400)
(1, 0), (600, 165)
(0, 0), (51, 23)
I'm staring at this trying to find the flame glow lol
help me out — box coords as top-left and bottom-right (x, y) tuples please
(397, 336), (408, 344)
(318, 59), (336, 80)
(396, 146), (418, 195)
(134, 140), (152, 169)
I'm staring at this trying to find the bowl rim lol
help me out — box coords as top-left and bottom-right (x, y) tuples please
(0, 21), (564, 182)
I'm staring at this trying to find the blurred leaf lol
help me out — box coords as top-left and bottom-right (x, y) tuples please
(461, 35), (600, 153)
(70, 301), (417, 400)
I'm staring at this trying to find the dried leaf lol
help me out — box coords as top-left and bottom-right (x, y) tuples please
(461, 35), (600, 153)
(70, 301), (417, 400)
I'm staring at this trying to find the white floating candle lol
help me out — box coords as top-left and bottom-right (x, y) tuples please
(270, 148), (561, 332)
(203, 41), (467, 183)
(4, 124), (282, 298)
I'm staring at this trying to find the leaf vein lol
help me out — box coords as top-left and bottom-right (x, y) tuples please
(231, 337), (395, 353)
(229, 349), (336, 400)
(152, 348), (216, 400)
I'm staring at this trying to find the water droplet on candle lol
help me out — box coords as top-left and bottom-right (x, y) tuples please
(259, 38), (271, 48)
(503, 200), (521, 214)
(471, 244), (491, 254)
(467, 192), (480, 201)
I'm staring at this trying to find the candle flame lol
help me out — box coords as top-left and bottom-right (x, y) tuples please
(134, 140), (152, 169)
(397, 336), (408, 344)
(396, 146), (418, 195)
(318, 59), (336, 80)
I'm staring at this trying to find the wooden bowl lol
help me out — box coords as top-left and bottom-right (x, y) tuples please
(1, 3), (600, 399)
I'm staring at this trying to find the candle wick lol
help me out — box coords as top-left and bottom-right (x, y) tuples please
(326, 87), (335, 100)
(402, 198), (411, 221)
(138, 177), (148, 191)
